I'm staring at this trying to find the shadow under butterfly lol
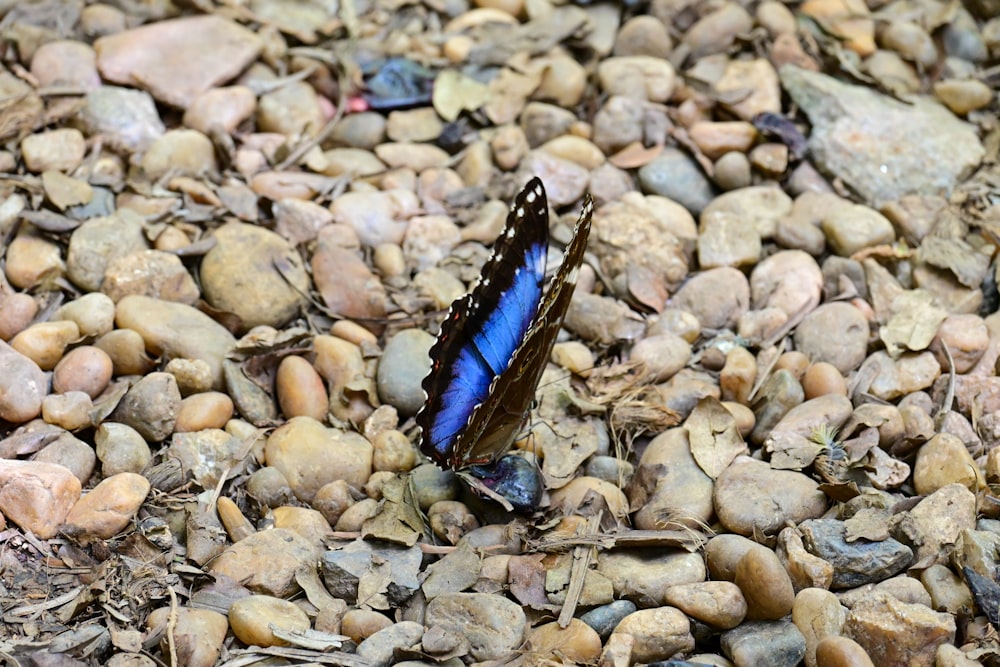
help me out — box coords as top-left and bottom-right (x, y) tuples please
(416, 177), (594, 512)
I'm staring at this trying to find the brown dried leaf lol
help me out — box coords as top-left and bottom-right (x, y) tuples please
(878, 289), (947, 358)
(508, 553), (548, 608)
(433, 70), (490, 122)
(687, 397), (748, 479)
(918, 236), (991, 288)
(608, 142), (664, 169)
(865, 446), (910, 489)
(421, 542), (482, 600)
(360, 476), (422, 547)
(843, 507), (891, 542)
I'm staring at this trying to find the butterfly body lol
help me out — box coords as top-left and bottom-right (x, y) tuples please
(416, 178), (594, 479)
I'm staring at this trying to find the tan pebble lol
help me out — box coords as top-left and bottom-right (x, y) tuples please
(21, 128), (86, 173)
(539, 135), (605, 170)
(815, 635), (875, 667)
(10, 320), (80, 371)
(142, 129), (217, 180)
(663, 581), (747, 629)
(757, 0), (798, 36)
(533, 54), (587, 108)
(313, 335), (375, 424)
(551, 340), (594, 374)
(246, 466), (293, 508)
(490, 124), (530, 170)
(443, 35), (474, 63)
(630, 333), (691, 382)
(720, 346), (756, 404)
(689, 121), (758, 160)
(94, 328), (155, 376)
(792, 587), (846, 667)
(802, 362), (848, 399)
(5, 235), (64, 289)
(183, 85), (256, 135)
(154, 226), (192, 251)
(334, 497), (379, 531)
(800, 0), (875, 56)
(933, 79), (993, 116)
(174, 392), (234, 432)
(0, 293), (38, 340)
(0, 459), (81, 538)
(749, 142), (789, 176)
(52, 346), (113, 398)
(363, 470), (396, 500)
(63, 472), (150, 540)
(276, 355), (328, 421)
(312, 478), (355, 526)
(611, 607), (694, 663)
(229, 594), (310, 647)
(94, 422), (152, 476)
(53, 292), (115, 337)
(913, 432), (984, 495)
(721, 401), (755, 438)
(526, 619), (602, 663)
(920, 564), (973, 614)
(933, 313), (988, 374)
(372, 429), (417, 473)
(217, 495), (255, 542)
(271, 505), (333, 541)
(41, 391), (94, 431)
(372, 243), (406, 279)
(614, 15), (672, 58)
(330, 320), (379, 347)
(164, 357), (215, 395)
(775, 350), (810, 380)
(146, 607), (228, 667)
(735, 546), (795, 620)
(706, 534), (767, 582)
(341, 609), (393, 642)
(315, 600), (348, 634)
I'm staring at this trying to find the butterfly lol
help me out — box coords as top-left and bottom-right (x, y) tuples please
(416, 177), (593, 509)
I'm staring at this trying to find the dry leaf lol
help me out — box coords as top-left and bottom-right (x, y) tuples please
(608, 142), (664, 169)
(918, 236), (990, 288)
(878, 289), (947, 358)
(686, 397), (748, 479)
(433, 70), (490, 122)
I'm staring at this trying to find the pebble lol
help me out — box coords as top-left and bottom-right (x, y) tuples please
(183, 85), (256, 134)
(164, 358), (214, 396)
(146, 607), (228, 667)
(714, 152), (753, 190)
(793, 588), (847, 667)
(31, 39), (101, 90)
(671, 267), (749, 330)
(843, 593), (955, 666)
(312, 225), (389, 325)
(102, 249), (199, 304)
(716, 59), (782, 121)
(524, 620), (601, 664)
(264, 416), (373, 503)
(799, 0), (875, 56)
(330, 189), (418, 247)
(793, 303), (870, 373)
(209, 528), (322, 597)
(683, 4), (754, 59)
(67, 209), (149, 292)
(879, 21), (938, 67)
(95, 15), (262, 107)
(54, 292), (116, 337)
(798, 519), (912, 589)
(32, 431), (95, 483)
(201, 222), (309, 329)
(52, 346), (114, 398)
(94, 422), (152, 475)
(356, 621), (425, 667)
(815, 636), (875, 667)
(822, 204), (896, 256)
(41, 392), (94, 431)
(111, 372), (181, 442)
(79, 86), (164, 154)
(10, 320), (80, 371)
(229, 595), (311, 647)
(0, 340), (48, 422)
(630, 428), (714, 531)
(629, 333), (691, 382)
(0, 460), (81, 538)
(276, 355), (328, 421)
(934, 78), (994, 116)
(920, 564), (973, 614)
(597, 57), (675, 102)
(689, 121), (758, 160)
(698, 214), (762, 268)
(614, 16), (672, 58)
(638, 147), (717, 214)
(20, 128), (86, 173)
(715, 457), (826, 536)
(116, 295), (237, 389)
(895, 484), (976, 568)
(174, 392), (234, 432)
(63, 472), (150, 540)
(372, 429), (417, 473)
(596, 550), (706, 606)
(257, 81), (325, 137)
(781, 66), (984, 204)
(0, 293), (38, 341)
(913, 433), (984, 495)
(141, 129), (217, 180)
(663, 581), (747, 629)
(611, 606), (694, 663)
(376, 329), (435, 417)
(95, 328), (155, 376)
(424, 593), (526, 661)
(735, 546), (796, 620)
(580, 600), (638, 639)
(721, 620), (807, 667)
(802, 362), (849, 399)
(933, 313), (989, 373)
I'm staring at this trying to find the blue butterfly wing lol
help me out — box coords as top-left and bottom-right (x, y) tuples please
(417, 178), (550, 468)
